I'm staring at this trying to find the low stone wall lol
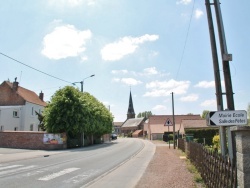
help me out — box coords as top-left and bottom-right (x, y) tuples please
(0, 131), (67, 150)
(231, 125), (250, 188)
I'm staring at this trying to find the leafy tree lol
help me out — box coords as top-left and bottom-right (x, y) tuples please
(201, 110), (209, 119)
(43, 86), (85, 135)
(187, 113), (193, 115)
(35, 111), (45, 131)
(81, 92), (113, 136)
(137, 111), (153, 118)
(43, 86), (113, 139)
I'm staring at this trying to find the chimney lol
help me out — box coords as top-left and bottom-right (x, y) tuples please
(39, 91), (44, 101)
(12, 77), (19, 91)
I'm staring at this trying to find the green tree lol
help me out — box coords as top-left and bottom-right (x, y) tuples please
(43, 86), (85, 135)
(81, 92), (113, 136)
(43, 86), (113, 140)
(137, 111), (153, 118)
(201, 110), (209, 119)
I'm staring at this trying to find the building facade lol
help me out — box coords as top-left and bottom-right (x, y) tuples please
(0, 80), (46, 131)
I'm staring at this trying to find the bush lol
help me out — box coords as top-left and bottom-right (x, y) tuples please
(185, 129), (219, 146)
(212, 134), (220, 152)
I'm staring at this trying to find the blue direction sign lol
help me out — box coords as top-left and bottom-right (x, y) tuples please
(207, 110), (247, 126)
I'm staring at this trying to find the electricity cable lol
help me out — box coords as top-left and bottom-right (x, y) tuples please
(0, 52), (72, 84)
(175, 0), (196, 80)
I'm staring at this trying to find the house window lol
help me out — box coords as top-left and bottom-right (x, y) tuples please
(14, 127), (18, 131)
(0, 126), (4, 131)
(30, 124), (34, 131)
(13, 111), (19, 118)
(32, 107), (34, 116)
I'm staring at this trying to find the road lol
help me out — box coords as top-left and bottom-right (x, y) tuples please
(0, 138), (155, 188)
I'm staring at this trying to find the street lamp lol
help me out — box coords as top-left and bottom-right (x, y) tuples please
(72, 74), (95, 147)
(72, 74), (95, 92)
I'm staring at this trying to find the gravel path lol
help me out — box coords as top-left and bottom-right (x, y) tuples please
(135, 141), (203, 188)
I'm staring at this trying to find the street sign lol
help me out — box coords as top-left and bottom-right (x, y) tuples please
(164, 118), (172, 126)
(207, 110), (247, 126)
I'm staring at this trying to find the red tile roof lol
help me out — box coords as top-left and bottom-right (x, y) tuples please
(0, 81), (46, 106)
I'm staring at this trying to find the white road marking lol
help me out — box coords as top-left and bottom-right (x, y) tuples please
(0, 165), (23, 171)
(63, 174), (88, 184)
(38, 168), (80, 181)
(0, 165), (37, 176)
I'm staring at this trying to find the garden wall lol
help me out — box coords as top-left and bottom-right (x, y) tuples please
(0, 131), (67, 150)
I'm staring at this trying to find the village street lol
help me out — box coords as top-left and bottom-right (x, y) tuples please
(0, 138), (155, 188)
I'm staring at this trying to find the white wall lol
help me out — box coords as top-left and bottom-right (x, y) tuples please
(0, 102), (45, 131)
(0, 106), (22, 131)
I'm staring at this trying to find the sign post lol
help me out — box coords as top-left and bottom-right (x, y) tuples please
(207, 110), (247, 126)
(165, 118), (172, 149)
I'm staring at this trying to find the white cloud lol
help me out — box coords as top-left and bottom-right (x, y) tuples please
(180, 94), (199, 102)
(176, 0), (192, 5)
(148, 51), (159, 58)
(111, 70), (128, 74)
(195, 9), (204, 19)
(113, 77), (142, 86)
(41, 25), (92, 60)
(121, 78), (142, 86)
(152, 105), (167, 111)
(81, 56), (88, 61)
(48, 0), (96, 7)
(112, 78), (120, 83)
(101, 34), (159, 61)
(143, 67), (158, 75)
(194, 81), (215, 88)
(144, 79), (190, 97)
(200, 99), (216, 107)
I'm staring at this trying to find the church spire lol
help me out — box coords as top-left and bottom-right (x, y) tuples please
(127, 89), (135, 119)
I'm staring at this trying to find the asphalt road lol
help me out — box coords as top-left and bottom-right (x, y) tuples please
(0, 138), (155, 188)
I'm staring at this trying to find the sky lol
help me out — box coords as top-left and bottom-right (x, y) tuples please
(0, 0), (249, 122)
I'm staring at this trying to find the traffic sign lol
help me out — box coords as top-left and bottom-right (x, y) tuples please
(164, 118), (172, 126)
(207, 110), (247, 126)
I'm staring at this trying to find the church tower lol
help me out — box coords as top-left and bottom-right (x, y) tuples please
(127, 90), (135, 119)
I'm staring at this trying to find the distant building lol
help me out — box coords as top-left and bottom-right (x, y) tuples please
(113, 122), (123, 135)
(0, 79), (46, 131)
(121, 90), (146, 137)
(145, 115), (203, 140)
(126, 90), (135, 119)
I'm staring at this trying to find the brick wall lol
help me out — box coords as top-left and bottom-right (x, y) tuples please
(0, 131), (67, 150)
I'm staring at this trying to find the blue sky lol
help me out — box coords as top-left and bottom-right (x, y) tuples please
(0, 0), (249, 122)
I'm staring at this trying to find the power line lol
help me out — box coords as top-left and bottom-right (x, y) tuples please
(0, 52), (72, 84)
(175, 0), (195, 80)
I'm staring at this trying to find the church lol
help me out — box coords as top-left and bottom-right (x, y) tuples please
(120, 90), (146, 137)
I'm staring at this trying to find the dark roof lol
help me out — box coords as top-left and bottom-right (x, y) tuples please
(0, 81), (47, 106)
(127, 91), (135, 115)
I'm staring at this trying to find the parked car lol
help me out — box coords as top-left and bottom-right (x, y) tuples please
(111, 133), (117, 140)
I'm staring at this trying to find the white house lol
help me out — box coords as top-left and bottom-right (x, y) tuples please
(0, 79), (47, 131)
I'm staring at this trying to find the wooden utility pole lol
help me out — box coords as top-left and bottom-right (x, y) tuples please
(205, 0), (226, 157)
(171, 92), (176, 149)
(214, 0), (235, 162)
(205, 0), (235, 160)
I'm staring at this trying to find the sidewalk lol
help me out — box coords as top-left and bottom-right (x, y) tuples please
(135, 140), (204, 188)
